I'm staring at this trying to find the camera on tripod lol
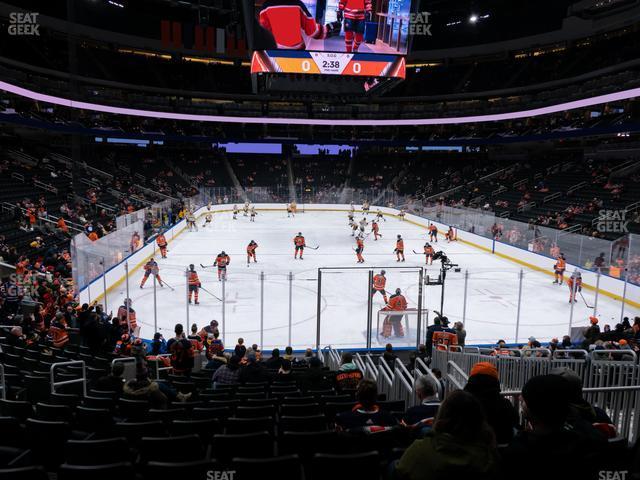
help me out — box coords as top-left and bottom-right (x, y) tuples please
(432, 251), (461, 272)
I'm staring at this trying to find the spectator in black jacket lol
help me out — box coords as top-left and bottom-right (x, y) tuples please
(403, 374), (440, 427)
(500, 375), (608, 480)
(240, 352), (269, 384)
(93, 362), (125, 395)
(300, 357), (331, 392)
(464, 362), (518, 444)
(336, 379), (397, 430)
(265, 348), (283, 370)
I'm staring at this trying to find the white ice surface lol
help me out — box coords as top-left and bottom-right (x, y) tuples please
(103, 211), (638, 350)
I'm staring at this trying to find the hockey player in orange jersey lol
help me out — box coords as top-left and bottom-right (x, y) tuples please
(553, 253), (567, 285)
(355, 234), (365, 263)
(156, 232), (168, 258)
(372, 270), (388, 303)
(371, 220), (382, 240)
(140, 258), (163, 288)
(381, 288), (407, 338)
(395, 235), (405, 262)
(187, 264), (201, 304)
(247, 240), (258, 265)
(214, 251), (230, 281)
(445, 226), (456, 242)
(428, 224), (438, 242)
(293, 232), (305, 259)
(424, 243), (435, 265)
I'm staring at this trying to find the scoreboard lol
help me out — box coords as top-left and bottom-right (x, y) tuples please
(246, 0), (413, 85)
(251, 50), (406, 78)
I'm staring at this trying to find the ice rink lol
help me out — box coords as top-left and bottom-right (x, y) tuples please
(103, 210), (639, 350)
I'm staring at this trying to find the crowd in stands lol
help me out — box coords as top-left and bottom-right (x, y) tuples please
(0, 304), (637, 477)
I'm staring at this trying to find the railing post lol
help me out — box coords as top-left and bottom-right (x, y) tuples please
(260, 272), (265, 349)
(101, 257), (108, 312)
(462, 269), (469, 324)
(316, 269), (322, 351)
(288, 271), (293, 347)
(620, 269), (629, 323)
(125, 262), (131, 333)
(222, 276), (226, 345)
(185, 267), (190, 334)
(591, 271), (601, 317)
(515, 269), (524, 344)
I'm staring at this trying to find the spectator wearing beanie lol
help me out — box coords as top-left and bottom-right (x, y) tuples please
(550, 367), (612, 426)
(395, 390), (498, 480)
(463, 362), (518, 444)
(500, 375), (607, 480)
(122, 357), (168, 409)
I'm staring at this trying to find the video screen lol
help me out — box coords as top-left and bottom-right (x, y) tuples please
(249, 0), (414, 55)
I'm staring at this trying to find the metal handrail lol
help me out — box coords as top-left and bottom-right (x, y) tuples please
(589, 349), (637, 362)
(153, 353), (173, 380)
(551, 349), (588, 359)
(445, 361), (466, 391)
(50, 360), (87, 397)
(414, 357), (444, 399)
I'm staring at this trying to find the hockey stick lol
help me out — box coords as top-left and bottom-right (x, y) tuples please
(161, 281), (175, 291)
(306, 245), (320, 250)
(579, 291), (595, 309)
(200, 286), (222, 302)
(200, 264), (215, 269)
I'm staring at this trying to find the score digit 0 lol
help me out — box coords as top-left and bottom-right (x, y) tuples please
(352, 62), (362, 74)
(302, 60), (311, 72)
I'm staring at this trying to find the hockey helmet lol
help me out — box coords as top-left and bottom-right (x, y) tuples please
(189, 264), (195, 270)
(380, 270), (386, 275)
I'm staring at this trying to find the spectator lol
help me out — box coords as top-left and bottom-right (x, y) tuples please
(550, 367), (612, 426)
(212, 355), (241, 387)
(403, 374), (440, 427)
(265, 348), (283, 370)
(383, 343), (397, 367)
(93, 362), (125, 395)
(453, 321), (466, 347)
(464, 362), (518, 444)
(395, 390), (498, 480)
(234, 337), (247, 358)
(500, 375), (607, 479)
(335, 352), (363, 391)
(275, 359), (295, 382)
(336, 379), (397, 430)
(300, 357), (330, 392)
(581, 316), (600, 349)
(166, 323), (194, 376)
(240, 352), (269, 384)
(408, 344), (428, 371)
(122, 358), (168, 409)
(283, 346), (295, 362)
